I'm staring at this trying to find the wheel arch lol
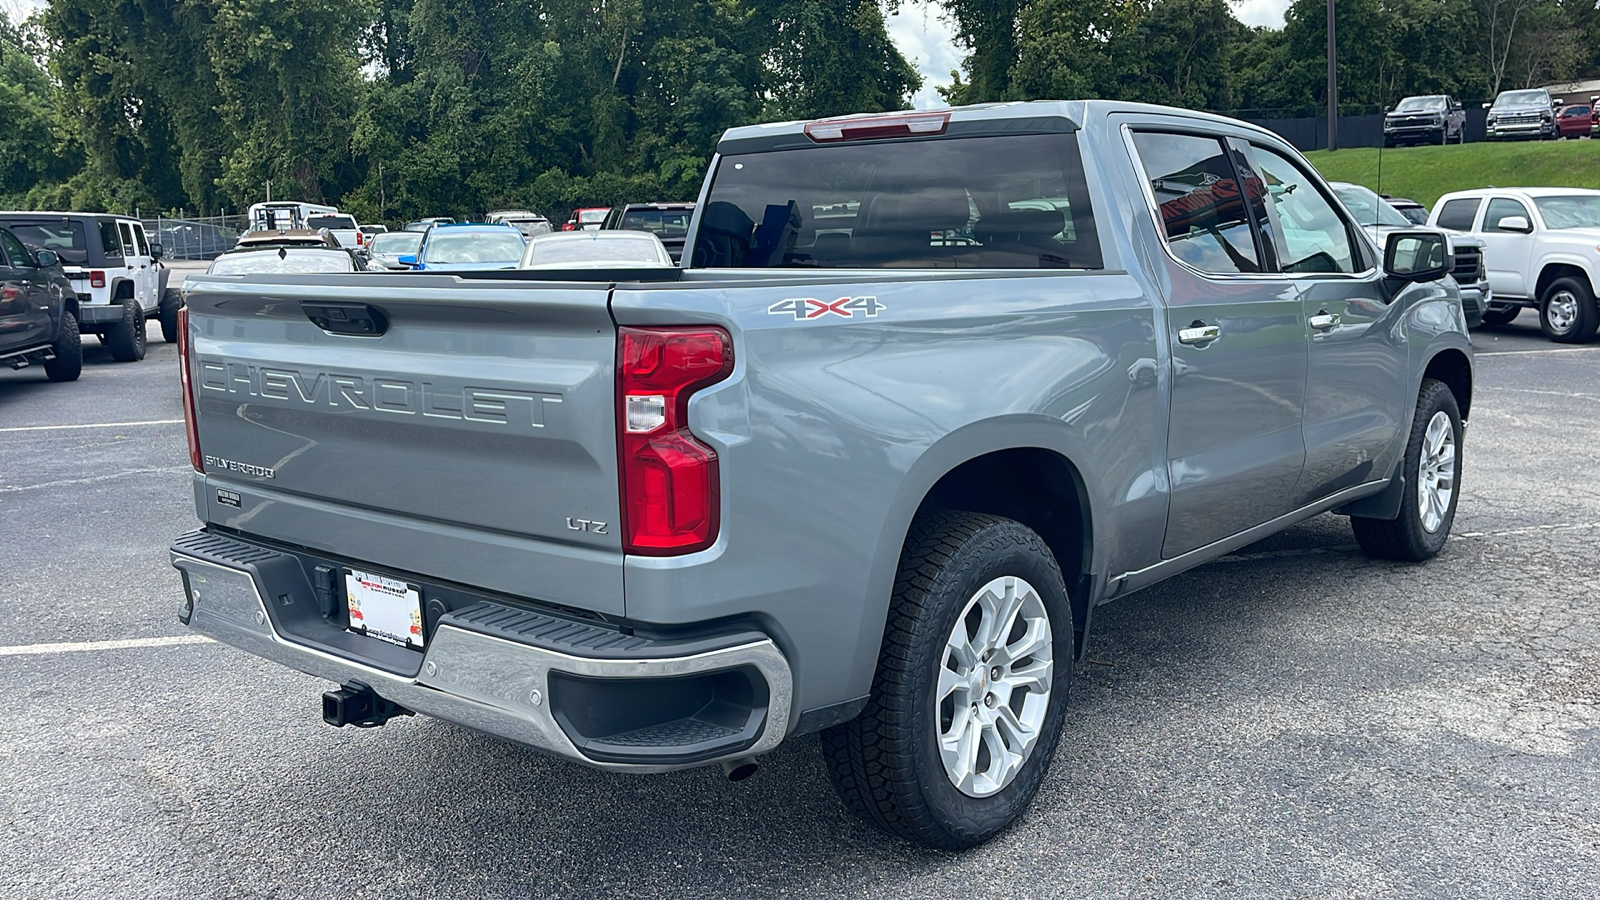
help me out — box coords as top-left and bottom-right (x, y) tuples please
(1535, 260), (1593, 300)
(868, 418), (1100, 664)
(1422, 347), (1473, 423)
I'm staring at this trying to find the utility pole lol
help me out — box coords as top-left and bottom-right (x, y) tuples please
(1326, 0), (1339, 151)
(266, 178), (272, 202)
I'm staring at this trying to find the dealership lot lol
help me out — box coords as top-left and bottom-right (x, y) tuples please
(1, 319), (1596, 898)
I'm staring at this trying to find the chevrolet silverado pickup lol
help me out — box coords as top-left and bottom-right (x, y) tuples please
(170, 101), (1473, 848)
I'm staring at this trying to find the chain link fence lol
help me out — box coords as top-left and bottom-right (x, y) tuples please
(140, 213), (248, 260)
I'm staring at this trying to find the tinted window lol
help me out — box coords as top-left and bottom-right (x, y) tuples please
(1484, 198), (1531, 232)
(1245, 144), (1357, 274)
(1131, 131), (1263, 275)
(3, 220), (89, 264)
(0, 228), (29, 266)
(120, 222), (139, 259)
(1563, 106), (1591, 117)
(100, 221), (124, 259)
(694, 134), (1101, 269)
(132, 223), (150, 256)
(618, 209), (692, 238)
(306, 215), (358, 230)
(1435, 198), (1481, 231)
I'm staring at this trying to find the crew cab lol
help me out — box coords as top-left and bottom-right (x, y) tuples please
(0, 211), (178, 357)
(1429, 187), (1600, 340)
(1384, 94), (1466, 146)
(305, 213), (366, 254)
(0, 226), (81, 382)
(1484, 89), (1557, 140)
(170, 101), (1472, 849)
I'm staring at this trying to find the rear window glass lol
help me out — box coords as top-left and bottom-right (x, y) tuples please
(1434, 198), (1481, 231)
(692, 133), (1102, 269)
(617, 209), (692, 238)
(307, 215), (358, 230)
(209, 250), (355, 275)
(529, 235), (667, 265)
(3, 220), (89, 264)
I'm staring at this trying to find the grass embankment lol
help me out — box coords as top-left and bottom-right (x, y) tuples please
(1304, 140), (1600, 208)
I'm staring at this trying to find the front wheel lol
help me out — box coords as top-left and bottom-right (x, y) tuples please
(158, 288), (183, 343)
(821, 511), (1074, 848)
(1351, 379), (1462, 561)
(1539, 276), (1599, 343)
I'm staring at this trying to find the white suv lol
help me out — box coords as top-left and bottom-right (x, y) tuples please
(1429, 187), (1600, 342)
(0, 212), (180, 360)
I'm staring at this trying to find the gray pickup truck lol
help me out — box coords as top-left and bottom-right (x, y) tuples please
(169, 101), (1473, 848)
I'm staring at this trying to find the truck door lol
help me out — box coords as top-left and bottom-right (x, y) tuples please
(0, 229), (52, 348)
(1124, 129), (1309, 558)
(1237, 142), (1408, 504)
(120, 221), (155, 311)
(1475, 196), (1535, 298)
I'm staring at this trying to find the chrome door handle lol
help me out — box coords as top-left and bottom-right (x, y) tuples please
(1177, 324), (1221, 345)
(1310, 313), (1341, 330)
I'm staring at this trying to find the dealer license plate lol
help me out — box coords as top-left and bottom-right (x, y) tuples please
(344, 569), (425, 649)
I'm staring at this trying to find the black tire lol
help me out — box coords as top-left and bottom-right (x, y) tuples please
(159, 287), (183, 343)
(43, 309), (82, 382)
(106, 297), (147, 361)
(1351, 379), (1462, 561)
(1437, 129), (1447, 146)
(820, 511), (1074, 849)
(1538, 276), (1600, 343)
(1480, 304), (1520, 326)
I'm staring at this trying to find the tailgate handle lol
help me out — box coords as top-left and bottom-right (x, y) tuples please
(302, 302), (389, 337)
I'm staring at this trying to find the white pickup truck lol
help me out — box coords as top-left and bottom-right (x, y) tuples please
(304, 213), (366, 255)
(1429, 187), (1600, 341)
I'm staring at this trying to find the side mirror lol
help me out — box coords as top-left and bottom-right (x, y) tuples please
(34, 249), (59, 267)
(150, 242), (164, 260)
(1384, 231), (1451, 283)
(1553, 98), (1564, 108)
(397, 254), (418, 266)
(1495, 215), (1532, 233)
(1482, 102), (1492, 109)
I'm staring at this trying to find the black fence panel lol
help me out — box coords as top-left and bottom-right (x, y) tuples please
(1238, 105), (1494, 151)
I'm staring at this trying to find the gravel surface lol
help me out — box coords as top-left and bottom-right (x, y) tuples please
(1, 314), (1596, 898)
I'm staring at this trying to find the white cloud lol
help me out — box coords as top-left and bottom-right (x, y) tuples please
(885, 2), (963, 109)
(1231, 0), (1292, 29)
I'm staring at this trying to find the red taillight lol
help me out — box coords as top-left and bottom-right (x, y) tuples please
(356, 231), (364, 245)
(804, 111), (950, 143)
(177, 306), (203, 473)
(617, 326), (733, 555)
(90, 270), (105, 289)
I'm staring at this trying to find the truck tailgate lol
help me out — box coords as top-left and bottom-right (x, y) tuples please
(185, 274), (623, 614)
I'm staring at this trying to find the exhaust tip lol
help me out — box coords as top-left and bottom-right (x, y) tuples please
(721, 757), (759, 782)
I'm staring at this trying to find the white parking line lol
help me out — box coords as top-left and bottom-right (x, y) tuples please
(1476, 346), (1600, 357)
(0, 635), (212, 657)
(0, 419), (183, 434)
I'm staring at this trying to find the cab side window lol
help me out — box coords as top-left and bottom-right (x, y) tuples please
(120, 222), (140, 259)
(1130, 131), (1262, 275)
(1243, 145), (1358, 274)
(132, 223), (150, 256)
(1484, 198), (1531, 232)
(1435, 198), (1481, 231)
(99, 221), (125, 261)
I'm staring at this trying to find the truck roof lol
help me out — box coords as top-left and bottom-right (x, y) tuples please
(716, 100), (1286, 153)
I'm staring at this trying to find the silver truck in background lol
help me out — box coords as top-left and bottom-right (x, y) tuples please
(170, 101), (1472, 848)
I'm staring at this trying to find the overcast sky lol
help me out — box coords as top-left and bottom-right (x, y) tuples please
(889, 0), (1294, 109)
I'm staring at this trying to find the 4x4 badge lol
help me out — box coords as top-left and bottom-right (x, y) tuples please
(768, 296), (884, 320)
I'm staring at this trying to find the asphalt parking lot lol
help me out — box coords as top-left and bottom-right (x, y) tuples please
(1, 312), (1596, 899)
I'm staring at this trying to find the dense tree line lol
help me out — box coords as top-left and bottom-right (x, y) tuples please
(4, 0), (1600, 219)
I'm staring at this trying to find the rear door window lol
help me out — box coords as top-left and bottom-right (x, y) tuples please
(120, 222), (140, 259)
(1435, 198), (1482, 231)
(692, 133), (1102, 269)
(1129, 131), (1264, 275)
(132, 223), (150, 256)
(100, 221), (125, 261)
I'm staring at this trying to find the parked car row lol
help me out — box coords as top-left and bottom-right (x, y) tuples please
(1382, 88), (1600, 145)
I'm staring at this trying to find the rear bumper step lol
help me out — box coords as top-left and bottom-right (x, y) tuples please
(170, 529), (792, 771)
